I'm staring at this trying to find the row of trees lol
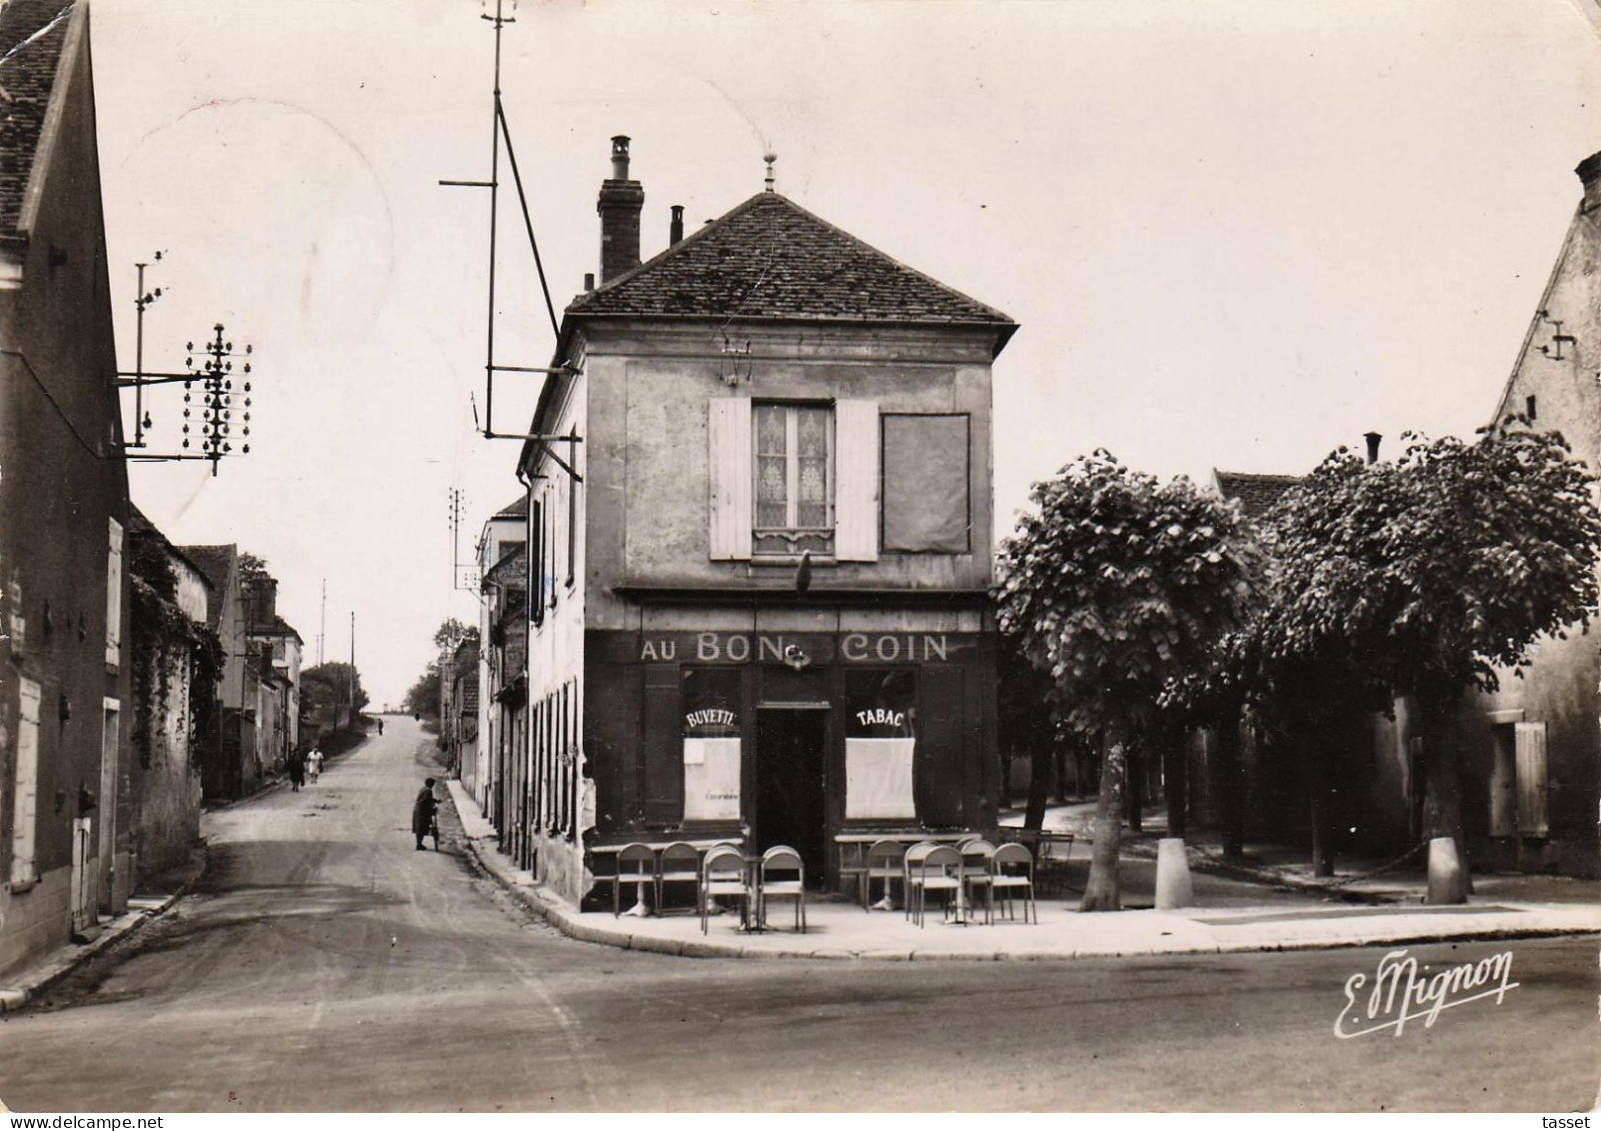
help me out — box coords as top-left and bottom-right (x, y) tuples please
(995, 421), (1601, 910)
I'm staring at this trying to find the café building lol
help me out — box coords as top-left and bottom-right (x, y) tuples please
(507, 138), (1017, 906)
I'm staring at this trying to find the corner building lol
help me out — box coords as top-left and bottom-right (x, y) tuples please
(513, 139), (1016, 905)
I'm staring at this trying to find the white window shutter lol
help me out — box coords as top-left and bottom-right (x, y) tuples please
(835, 398), (879, 562)
(708, 398), (752, 561)
(1514, 721), (1549, 837)
(11, 678), (41, 885)
(106, 517), (123, 666)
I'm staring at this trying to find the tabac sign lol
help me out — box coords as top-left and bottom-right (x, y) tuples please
(591, 630), (980, 666)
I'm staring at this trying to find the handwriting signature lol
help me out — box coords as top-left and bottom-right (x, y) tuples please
(1335, 948), (1518, 1039)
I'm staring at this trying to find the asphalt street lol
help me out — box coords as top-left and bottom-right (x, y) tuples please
(1, 718), (1595, 1113)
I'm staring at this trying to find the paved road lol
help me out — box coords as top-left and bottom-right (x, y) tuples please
(1, 718), (1595, 1112)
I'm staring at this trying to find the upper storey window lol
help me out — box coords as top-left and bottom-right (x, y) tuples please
(754, 403), (834, 556)
(709, 398), (879, 562)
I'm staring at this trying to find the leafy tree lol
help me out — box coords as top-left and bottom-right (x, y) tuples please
(432, 618), (479, 653)
(995, 451), (1256, 910)
(1252, 422), (1601, 881)
(403, 661), (442, 718)
(302, 660), (369, 713)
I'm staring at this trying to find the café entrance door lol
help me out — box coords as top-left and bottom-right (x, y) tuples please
(755, 707), (828, 884)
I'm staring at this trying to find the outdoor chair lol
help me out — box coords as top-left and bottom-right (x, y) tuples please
(758, 845), (807, 932)
(989, 842), (1038, 924)
(959, 838), (996, 918)
(699, 844), (751, 935)
(904, 843), (961, 927)
(612, 842), (656, 917)
(862, 839), (907, 911)
(656, 841), (701, 913)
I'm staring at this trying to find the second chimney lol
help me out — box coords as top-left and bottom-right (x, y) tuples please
(597, 135), (645, 284)
(669, 205), (684, 246)
(1364, 431), (1382, 465)
(1577, 149), (1601, 213)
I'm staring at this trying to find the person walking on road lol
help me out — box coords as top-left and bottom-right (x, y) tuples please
(377, 718), (384, 736)
(286, 748), (306, 792)
(412, 777), (440, 851)
(306, 746), (324, 784)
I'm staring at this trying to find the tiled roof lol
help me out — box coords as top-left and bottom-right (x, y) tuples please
(485, 543), (526, 586)
(568, 192), (1016, 350)
(177, 544), (237, 628)
(493, 496), (527, 519)
(1214, 471), (1303, 519)
(0, 0), (73, 249)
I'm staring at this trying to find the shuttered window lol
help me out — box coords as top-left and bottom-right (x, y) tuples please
(106, 517), (123, 666)
(708, 398), (878, 562)
(1514, 721), (1549, 837)
(10, 678), (41, 886)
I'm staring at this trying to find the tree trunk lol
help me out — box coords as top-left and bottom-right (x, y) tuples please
(1124, 742), (1144, 834)
(1081, 728), (1127, 912)
(1418, 699), (1474, 895)
(1024, 737), (1052, 832)
(1213, 715), (1244, 860)
(1310, 735), (1335, 876)
(1164, 724), (1187, 840)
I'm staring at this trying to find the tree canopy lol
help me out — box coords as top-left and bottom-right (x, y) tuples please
(995, 450), (1257, 908)
(302, 660), (369, 714)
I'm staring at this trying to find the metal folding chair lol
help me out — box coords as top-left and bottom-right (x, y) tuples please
(612, 842), (655, 917)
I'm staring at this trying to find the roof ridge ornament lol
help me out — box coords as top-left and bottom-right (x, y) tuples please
(764, 150), (777, 193)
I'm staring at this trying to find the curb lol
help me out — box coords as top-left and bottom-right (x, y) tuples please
(0, 842), (209, 1013)
(450, 820), (1599, 963)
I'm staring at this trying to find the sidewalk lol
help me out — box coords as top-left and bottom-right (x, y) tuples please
(0, 845), (207, 1013)
(1004, 801), (1601, 907)
(445, 781), (1601, 962)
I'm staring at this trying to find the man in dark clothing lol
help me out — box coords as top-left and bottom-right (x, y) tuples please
(287, 749), (306, 792)
(412, 778), (440, 851)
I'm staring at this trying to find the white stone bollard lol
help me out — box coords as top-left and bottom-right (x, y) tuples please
(1426, 835), (1469, 905)
(1155, 837), (1195, 910)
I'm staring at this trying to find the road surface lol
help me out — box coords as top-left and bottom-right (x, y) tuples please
(1, 717), (1595, 1112)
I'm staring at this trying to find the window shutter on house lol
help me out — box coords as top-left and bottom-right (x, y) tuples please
(1514, 721), (1549, 837)
(834, 398), (879, 562)
(11, 678), (41, 885)
(106, 517), (123, 666)
(708, 398), (753, 561)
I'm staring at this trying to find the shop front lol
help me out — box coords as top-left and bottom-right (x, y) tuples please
(583, 624), (998, 899)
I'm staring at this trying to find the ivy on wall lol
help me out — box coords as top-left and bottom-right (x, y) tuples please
(129, 533), (222, 771)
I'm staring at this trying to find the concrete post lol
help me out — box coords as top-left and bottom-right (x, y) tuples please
(1425, 836), (1469, 904)
(1155, 837), (1195, 910)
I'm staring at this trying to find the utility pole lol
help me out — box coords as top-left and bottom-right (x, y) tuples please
(348, 611), (356, 719)
(318, 578), (326, 667)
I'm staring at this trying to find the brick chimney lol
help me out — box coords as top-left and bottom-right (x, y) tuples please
(1576, 149), (1601, 212)
(1364, 431), (1382, 465)
(670, 204), (684, 247)
(597, 135), (644, 283)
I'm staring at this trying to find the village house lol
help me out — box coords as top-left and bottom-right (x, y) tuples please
(178, 544), (258, 800)
(471, 497), (525, 818)
(0, 0), (136, 971)
(1472, 148), (1601, 878)
(501, 138), (1016, 905)
(481, 540), (527, 858)
(125, 509), (209, 883)
(241, 569), (302, 775)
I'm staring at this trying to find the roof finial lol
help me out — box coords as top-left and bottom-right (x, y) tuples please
(763, 151), (777, 193)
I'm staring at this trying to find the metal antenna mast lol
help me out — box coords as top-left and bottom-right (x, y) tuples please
(439, 0), (583, 486)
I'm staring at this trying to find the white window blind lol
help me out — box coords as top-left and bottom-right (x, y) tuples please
(708, 398), (753, 561)
(845, 737), (916, 819)
(106, 517), (123, 666)
(835, 398), (879, 561)
(683, 737), (742, 821)
(11, 678), (41, 885)
(1514, 721), (1549, 837)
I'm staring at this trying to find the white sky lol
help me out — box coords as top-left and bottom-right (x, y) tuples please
(88, 0), (1601, 707)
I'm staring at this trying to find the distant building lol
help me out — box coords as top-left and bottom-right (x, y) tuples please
(180, 544), (257, 800)
(472, 497), (526, 814)
(240, 570), (302, 776)
(502, 138), (1016, 904)
(0, 0), (135, 971)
